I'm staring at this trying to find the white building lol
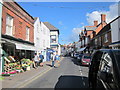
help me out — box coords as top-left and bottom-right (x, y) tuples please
(40, 22), (50, 50)
(34, 18), (50, 54)
(43, 22), (61, 55)
(34, 17), (42, 53)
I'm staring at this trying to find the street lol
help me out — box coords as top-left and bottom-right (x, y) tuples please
(20, 57), (89, 88)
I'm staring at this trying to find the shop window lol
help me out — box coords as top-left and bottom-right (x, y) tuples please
(6, 14), (13, 36)
(26, 26), (30, 41)
(50, 35), (57, 43)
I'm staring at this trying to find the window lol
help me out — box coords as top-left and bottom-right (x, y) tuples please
(26, 26), (30, 41)
(95, 39), (97, 45)
(104, 34), (108, 43)
(99, 37), (101, 46)
(6, 14), (13, 36)
(50, 35), (56, 43)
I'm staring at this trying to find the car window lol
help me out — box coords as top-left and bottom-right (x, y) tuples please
(113, 50), (120, 69)
(84, 56), (91, 59)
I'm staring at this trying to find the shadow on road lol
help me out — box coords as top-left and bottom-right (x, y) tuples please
(54, 75), (89, 89)
(71, 58), (81, 66)
(46, 64), (52, 67)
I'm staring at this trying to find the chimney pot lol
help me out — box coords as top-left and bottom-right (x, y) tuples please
(94, 20), (98, 26)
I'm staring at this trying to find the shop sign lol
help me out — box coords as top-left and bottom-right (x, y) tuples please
(15, 43), (35, 51)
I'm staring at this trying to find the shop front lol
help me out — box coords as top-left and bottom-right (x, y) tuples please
(1, 36), (35, 75)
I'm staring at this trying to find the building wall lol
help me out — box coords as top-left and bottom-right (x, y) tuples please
(94, 30), (111, 48)
(111, 17), (120, 43)
(2, 2), (34, 43)
(40, 22), (50, 49)
(34, 18), (42, 52)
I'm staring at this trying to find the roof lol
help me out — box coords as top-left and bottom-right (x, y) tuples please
(14, 1), (34, 20)
(43, 22), (59, 30)
(43, 22), (59, 34)
(34, 17), (38, 22)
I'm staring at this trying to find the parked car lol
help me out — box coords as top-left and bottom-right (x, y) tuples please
(74, 53), (79, 58)
(77, 54), (83, 62)
(81, 55), (91, 66)
(88, 49), (120, 90)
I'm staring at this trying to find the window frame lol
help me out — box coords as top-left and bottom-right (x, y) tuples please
(6, 14), (14, 36)
(26, 26), (30, 41)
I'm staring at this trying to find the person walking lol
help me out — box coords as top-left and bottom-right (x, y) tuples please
(33, 53), (39, 68)
(39, 52), (44, 67)
(51, 52), (56, 67)
(55, 52), (60, 67)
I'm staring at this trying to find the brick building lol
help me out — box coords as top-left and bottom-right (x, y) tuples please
(79, 14), (107, 53)
(1, 1), (35, 60)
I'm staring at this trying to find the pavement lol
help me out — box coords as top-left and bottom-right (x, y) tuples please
(2, 57), (64, 88)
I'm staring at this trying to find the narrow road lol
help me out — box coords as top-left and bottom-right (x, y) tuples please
(22, 57), (89, 88)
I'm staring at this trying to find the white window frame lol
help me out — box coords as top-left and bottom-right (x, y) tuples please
(26, 26), (30, 41)
(6, 14), (13, 36)
(51, 35), (57, 43)
(104, 33), (108, 43)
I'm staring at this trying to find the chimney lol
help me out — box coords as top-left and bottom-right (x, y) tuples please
(101, 14), (106, 22)
(94, 20), (98, 26)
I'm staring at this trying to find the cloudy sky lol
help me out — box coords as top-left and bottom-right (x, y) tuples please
(18, 2), (118, 45)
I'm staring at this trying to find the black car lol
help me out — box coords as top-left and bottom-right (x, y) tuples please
(88, 49), (120, 90)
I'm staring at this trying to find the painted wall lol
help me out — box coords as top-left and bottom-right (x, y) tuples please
(34, 17), (42, 52)
(40, 22), (50, 50)
(111, 17), (120, 43)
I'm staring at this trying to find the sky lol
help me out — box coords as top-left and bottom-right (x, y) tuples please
(17, 2), (118, 45)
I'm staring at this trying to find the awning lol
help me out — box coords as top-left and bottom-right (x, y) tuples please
(2, 38), (35, 51)
(78, 47), (86, 52)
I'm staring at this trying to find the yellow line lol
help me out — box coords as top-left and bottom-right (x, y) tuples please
(18, 67), (52, 88)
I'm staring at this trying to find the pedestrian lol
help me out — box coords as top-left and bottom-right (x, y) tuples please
(39, 52), (44, 67)
(33, 53), (39, 68)
(55, 52), (60, 67)
(51, 52), (56, 67)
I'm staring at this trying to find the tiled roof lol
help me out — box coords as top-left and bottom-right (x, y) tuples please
(43, 22), (59, 30)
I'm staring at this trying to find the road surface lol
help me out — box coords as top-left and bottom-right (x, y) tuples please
(21, 57), (89, 88)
